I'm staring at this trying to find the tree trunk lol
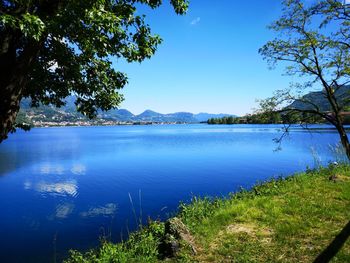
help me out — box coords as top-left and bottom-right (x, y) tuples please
(322, 85), (350, 161)
(0, 34), (41, 142)
(335, 122), (350, 161)
(0, 82), (24, 143)
(0, 53), (30, 142)
(0, 1), (65, 143)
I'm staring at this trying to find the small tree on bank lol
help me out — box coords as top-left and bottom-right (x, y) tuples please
(0, 0), (188, 142)
(259, 0), (350, 160)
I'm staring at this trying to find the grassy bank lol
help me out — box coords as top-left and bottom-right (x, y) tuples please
(65, 164), (350, 262)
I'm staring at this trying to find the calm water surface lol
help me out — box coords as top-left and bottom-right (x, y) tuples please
(0, 124), (344, 262)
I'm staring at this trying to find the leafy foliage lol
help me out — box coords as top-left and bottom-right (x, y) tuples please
(258, 0), (350, 159)
(0, 0), (188, 119)
(258, 0), (350, 115)
(207, 112), (283, 125)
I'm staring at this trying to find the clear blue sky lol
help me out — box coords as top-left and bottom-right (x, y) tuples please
(113, 0), (298, 116)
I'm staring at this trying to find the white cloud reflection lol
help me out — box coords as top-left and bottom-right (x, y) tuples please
(55, 203), (75, 218)
(36, 163), (87, 175)
(24, 180), (78, 197)
(39, 164), (65, 175)
(24, 181), (32, 190)
(71, 164), (86, 175)
(80, 203), (117, 218)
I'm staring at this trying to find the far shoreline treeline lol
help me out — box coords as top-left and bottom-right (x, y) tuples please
(208, 111), (350, 125)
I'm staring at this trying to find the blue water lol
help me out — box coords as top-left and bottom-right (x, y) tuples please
(0, 124), (344, 262)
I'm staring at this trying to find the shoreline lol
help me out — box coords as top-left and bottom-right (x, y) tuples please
(24, 123), (350, 131)
(65, 164), (350, 262)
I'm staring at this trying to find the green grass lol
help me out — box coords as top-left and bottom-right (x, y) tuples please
(65, 164), (350, 262)
(64, 221), (165, 263)
(178, 164), (350, 262)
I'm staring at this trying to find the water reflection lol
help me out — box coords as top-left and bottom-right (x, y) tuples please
(80, 203), (117, 218)
(29, 163), (88, 176)
(0, 128), (84, 176)
(55, 203), (75, 219)
(39, 164), (65, 175)
(71, 164), (86, 175)
(0, 125), (345, 263)
(36, 163), (86, 175)
(23, 216), (41, 230)
(24, 180), (78, 197)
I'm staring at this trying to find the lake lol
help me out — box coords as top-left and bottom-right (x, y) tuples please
(0, 124), (345, 262)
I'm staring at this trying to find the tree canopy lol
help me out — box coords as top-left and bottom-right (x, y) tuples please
(259, 0), (350, 159)
(0, 0), (188, 141)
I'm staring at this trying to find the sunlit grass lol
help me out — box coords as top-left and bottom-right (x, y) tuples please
(65, 164), (350, 262)
(178, 164), (350, 262)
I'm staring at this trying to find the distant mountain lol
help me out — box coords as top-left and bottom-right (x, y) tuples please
(134, 110), (197, 122)
(137, 110), (164, 120)
(194, 113), (237, 122)
(18, 97), (236, 125)
(117, 109), (135, 118)
(166, 112), (198, 123)
(133, 111), (233, 123)
(99, 109), (135, 121)
(288, 85), (350, 111)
